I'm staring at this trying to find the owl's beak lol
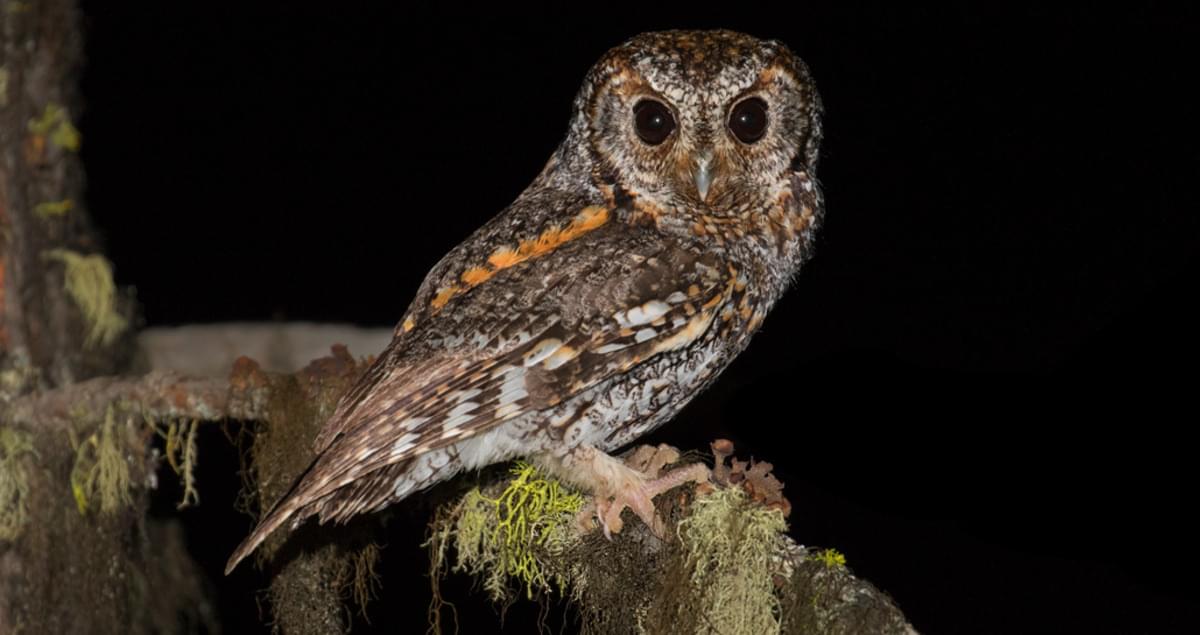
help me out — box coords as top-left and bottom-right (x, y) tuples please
(693, 151), (715, 203)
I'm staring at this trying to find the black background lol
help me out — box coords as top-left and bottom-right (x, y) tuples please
(78, 4), (1197, 633)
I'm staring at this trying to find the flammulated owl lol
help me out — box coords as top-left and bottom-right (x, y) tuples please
(226, 29), (823, 574)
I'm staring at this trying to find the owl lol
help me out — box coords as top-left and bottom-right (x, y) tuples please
(226, 29), (823, 574)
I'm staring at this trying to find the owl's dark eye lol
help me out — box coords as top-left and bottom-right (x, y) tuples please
(729, 97), (769, 144)
(633, 100), (675, 145)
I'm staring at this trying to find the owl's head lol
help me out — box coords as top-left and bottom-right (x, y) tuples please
(569, 30), (821, 220)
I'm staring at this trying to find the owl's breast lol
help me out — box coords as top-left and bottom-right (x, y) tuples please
(532, 283), (770, 455)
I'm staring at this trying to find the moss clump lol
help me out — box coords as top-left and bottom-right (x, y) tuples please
(672, 486), (788, 634)
(452, 461), (585, 601)
(815, 547), (847, 569)
(240, 357), (382, 635)
(0, 349), (41, 401)
(44, 249), (128, 348)
(427, 458), (585, 619)
(430, 451), (812, 635)
(0, 426), (37, 541)
(27, 102), (81, 151)
(34, 198), (74, 218)
(69, 404), (135, 514)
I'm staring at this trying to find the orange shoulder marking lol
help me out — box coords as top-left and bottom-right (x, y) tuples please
(438, 206), (612, 310)
(431, 285), (460, 310)
(460, 266), (493, 286)
(572, 205), (610, 232)
(488, 246), (523, 269)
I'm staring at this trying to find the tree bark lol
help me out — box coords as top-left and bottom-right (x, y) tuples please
(0, 0), (135, 396)
(1, 3), (149, 632)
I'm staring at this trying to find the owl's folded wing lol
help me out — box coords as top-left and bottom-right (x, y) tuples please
(225, 217), (737, 574)
(307, 224), (735, 497)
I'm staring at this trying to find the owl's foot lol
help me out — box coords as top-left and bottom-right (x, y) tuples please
(564, 444), (710, 540)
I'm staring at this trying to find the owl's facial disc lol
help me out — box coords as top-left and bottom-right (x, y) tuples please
(581, 30), (821, 219)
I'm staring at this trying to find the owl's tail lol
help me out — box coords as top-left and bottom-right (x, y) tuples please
(224, 462), (318, 575)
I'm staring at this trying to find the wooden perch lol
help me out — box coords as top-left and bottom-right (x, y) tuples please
(2, 368), (265, 429)
(428, 440), (917, 634)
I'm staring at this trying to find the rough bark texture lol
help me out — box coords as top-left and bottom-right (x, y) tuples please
(238, 349), (382, 635)
(0, 348), (385, 634)
(0, 3), (172, 632)
(0, 0), (136, 395)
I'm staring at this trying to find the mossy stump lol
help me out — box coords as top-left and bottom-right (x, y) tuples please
(237, 351), (383, 634)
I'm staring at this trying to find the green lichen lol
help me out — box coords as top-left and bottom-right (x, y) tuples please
(28, 103), (81, 151)
(43, 249), (128, 348)
(674, 486), (788, 635)
(448, 462), (584, 601)
(0, 349), (40, 401)
(430, 458), (801, 634)
(69, 405), (134, 514)
(815, 547), (847, 569)
(34, 198), (74, 218)
(0, 66), (8, 108)
(160, 418), (199, 509)
(0, 426), (37, 541)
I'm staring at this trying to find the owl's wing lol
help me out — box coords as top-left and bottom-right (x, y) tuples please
(310, 225), (735, 498)
(226, 209), (737, 574)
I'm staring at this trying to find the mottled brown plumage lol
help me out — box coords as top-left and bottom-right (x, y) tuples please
(226, 29), (823, 574)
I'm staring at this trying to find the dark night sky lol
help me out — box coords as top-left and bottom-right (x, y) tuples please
(78, 4), (1197, 633)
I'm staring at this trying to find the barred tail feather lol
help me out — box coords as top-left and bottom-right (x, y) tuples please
(228, 491), (312, 574)
(224, 463), (320, 575)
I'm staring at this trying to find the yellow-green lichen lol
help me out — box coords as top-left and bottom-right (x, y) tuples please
(34, 198), (74, 218)
(69, 405), (134, 514)
(450, 462), (584, 601)
(0, 66), (8, 108)
(675, 486), (788, 635)
(0, 350), (39, 402)
(0, 426), (37, 541)
(28, 103), (81, 151)
(161, 418), (199, 509)
(43, 249), (128, 348)
(815, 548), (846, 569)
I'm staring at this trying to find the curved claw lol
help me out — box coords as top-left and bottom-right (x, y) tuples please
(583, 460), (710, 540)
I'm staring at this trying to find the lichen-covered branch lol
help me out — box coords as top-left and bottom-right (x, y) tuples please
(1, 367), (267, 430)
(0, 346), (385, 634)
(428, 442), (917, 635)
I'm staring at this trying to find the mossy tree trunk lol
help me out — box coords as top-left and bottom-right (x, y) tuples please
(0, 0), (135, 394)
(0, 2), (174, 632)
